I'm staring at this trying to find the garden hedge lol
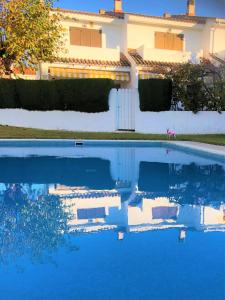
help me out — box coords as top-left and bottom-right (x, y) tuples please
(0, 79), (114, 112)
(138, 78), (172, 111)
(0, 79), (17, 108)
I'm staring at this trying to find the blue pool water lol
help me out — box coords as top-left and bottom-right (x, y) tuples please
(0, 142), (224, 300)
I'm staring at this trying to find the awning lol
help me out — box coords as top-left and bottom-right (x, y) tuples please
(138, 72), (163, 80)
(49, 67), (130, 81)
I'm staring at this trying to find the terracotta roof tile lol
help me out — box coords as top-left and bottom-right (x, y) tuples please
(126, 12), (205, 24)
(128, 49), (182, 73)
(170, 15), (225, 24)
(170, 14), (214, 24)
(209, 53), (225, 66)
(13, 68), (36, 75)
(54, 52), (131, 67)
(52, 8), (206, 24)
(52, 8), (118, 19)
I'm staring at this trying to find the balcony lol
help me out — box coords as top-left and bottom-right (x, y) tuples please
(137, 45), (192, 63)
(63, 45), (121, 62)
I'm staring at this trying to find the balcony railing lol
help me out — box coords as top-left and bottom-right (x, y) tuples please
(137, 45), (192, 63)
(62, 45), (121, 62)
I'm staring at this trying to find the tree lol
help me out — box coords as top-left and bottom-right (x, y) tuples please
(167, 63), (207, 113)
(0, 184), (76, 266)
(167, 61), (225, 113)
(0, 0), (62, 76)
(201, 61), (225, 112)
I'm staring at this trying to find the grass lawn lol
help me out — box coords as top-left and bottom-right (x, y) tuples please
(0, 125), (224, 146)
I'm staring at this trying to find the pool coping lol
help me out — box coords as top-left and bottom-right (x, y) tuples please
(0, 139), (224, 159)
(166, 141), (225, 158)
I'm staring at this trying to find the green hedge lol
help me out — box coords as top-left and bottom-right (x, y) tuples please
(0, 79), (17, 108)
(138, 78), (172, 111)
(0, 79), (114, 112)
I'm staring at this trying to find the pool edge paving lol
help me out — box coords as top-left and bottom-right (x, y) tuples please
(0, 139), (224, 160)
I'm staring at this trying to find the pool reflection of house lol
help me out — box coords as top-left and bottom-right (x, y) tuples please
(128, 196), (181, 232)
(0, 146), (224, 237)
(49, 185), (127, 232)
(129, 195), (225, 234)
(0, 182), (224, 237)
(49, 185), (225, 236)
(178, 204), (225, 232)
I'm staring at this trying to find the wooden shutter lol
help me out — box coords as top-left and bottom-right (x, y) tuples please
(155, 32), (165, 49)
(174, 34), (184, 51)
(165, 33), (174, 50)
(155, 32), (184, 51)
(91, 30), (102, 48)
(70, 27), (81, 46)
(80, 28), (91, 47)
(70, 27), (102, 47)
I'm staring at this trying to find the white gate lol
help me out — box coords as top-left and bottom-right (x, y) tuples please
(116, 88), (136, 131)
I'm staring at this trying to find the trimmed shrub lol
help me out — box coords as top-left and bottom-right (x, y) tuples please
(0, 78), (114, 112)
(0, 79), (17, 108)
(139, 79), (172, 111)
(56, 79), (114, 112)
(15, 80), (60, 111)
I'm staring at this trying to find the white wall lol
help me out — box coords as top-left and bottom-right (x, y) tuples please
(0, 89), (224, 134)
(137, 46), (192, 63)
(103, 23), (125, 50)
(0, 90), (117, 132)
(126, 22), (204, 57)
(213, 26), (225, 59)
(66, 45), (120, 61)
(112, 88), (225, 134)
(0, 109), (115, 132)
(135, 111), (225, 134)
(59, 18), (124, 59)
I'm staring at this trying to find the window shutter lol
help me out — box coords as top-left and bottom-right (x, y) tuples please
(91, 30), (102, 48)
(70, 27), (81, 46)
(165, 33), (174, 50)
(69, 27), (102, 47)
(155, 32), (165, 49)
(80, 28), (91, 47)
(174, 34), (184, 51)
(155, 32), (184, 51)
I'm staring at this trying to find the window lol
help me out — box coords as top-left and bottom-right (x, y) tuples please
(155, 32), (184, 51)
(70, 27), (102, 48)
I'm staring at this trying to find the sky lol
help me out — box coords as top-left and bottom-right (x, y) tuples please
(55, 0), (225, 18)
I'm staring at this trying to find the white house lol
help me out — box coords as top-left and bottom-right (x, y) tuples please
(39, 5), (131, 86)
(35, 0), (225, 88)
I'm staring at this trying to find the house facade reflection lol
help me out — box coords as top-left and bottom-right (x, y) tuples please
(0, 145), (224, 241)
(48, 184), (225, 237)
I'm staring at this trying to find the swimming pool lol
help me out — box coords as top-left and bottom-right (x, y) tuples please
(0, 141), (224, 300)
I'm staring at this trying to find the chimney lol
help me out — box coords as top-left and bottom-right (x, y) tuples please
(114, 0), (122, 13)
(187, 0), (195, 16)
(163, 12), (171, 18)
(99, 9), (106, 15)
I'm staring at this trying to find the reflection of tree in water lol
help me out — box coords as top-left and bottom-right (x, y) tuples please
(0, 184), (75, 267)
(169, 164), (225, 205)
(139, 162), (225, 205)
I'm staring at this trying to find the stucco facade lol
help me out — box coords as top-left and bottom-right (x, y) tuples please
(34, 1), (225, 87)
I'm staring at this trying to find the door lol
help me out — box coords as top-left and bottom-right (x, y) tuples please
(116, 89), (136, 131)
